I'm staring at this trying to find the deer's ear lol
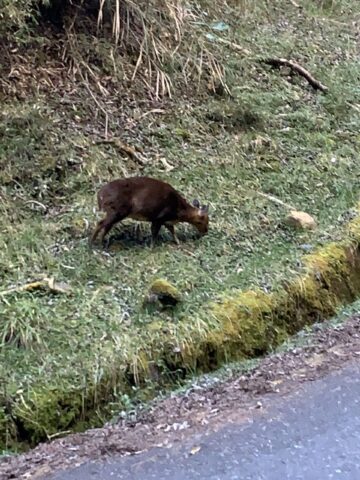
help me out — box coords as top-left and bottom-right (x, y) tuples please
(192, 199), (200, 208)
(201, 204), (209, 213)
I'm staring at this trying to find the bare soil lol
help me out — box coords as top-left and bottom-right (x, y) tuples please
(1, 315), (360, 480)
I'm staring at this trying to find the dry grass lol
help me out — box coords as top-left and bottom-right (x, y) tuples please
(65, 0), (231, 99)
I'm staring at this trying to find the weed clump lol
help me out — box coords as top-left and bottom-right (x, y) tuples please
(206, 103), (264, 132)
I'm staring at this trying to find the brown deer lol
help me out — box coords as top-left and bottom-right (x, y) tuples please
(90, 176), (209, 247)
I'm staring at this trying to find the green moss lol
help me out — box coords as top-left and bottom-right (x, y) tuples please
(68, 217), (89, 238)
(11, 388), (84, 445)
(207, 290), (277, 357)
(145, 279), (181, 308)
(204, 234), (360, 360)
(6, 375), (134, 448)
(149, 279), (180, 299)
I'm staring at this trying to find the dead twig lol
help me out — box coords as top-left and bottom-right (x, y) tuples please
(346, 102), (360, 113)
(262, 57), (328, 93)
(24, 200), (47, 211)
(70, 44), (110, 136)
(95, 139), (146, 166)
(139, 108), (166, 120)
(80, 72), (110, 138)
(255, 191), (297, 210)
(47, 430), (72, 441)
(215, 37), (251, 56)
(0, 277), (71, 296)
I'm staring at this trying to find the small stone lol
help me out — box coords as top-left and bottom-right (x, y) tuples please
(285, 211), (316, 230)
(299, 243), (313, 252)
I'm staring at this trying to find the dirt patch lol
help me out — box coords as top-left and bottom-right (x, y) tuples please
(1, 314), (360, 480)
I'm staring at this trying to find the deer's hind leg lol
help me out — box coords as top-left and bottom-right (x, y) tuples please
(100, 213), (128, 248)
(91, 211), (127, 248)
(90, 219), (105, 245)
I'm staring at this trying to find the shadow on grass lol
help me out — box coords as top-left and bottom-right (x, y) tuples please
(91, 223), (201, 250)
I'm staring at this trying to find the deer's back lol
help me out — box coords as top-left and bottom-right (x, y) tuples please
(98, 177), (186, 222)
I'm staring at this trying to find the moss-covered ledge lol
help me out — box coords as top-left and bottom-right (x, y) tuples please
(159, 209), (360, 372)
(134, 205), (360, 376)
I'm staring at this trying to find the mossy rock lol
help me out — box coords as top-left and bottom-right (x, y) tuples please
(69, 217), (88, 238)
(145, 279), (181, 308)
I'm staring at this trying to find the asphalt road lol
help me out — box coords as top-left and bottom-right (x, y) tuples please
(51, 361), (360, 480)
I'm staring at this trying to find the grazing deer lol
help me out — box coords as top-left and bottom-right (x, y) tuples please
(91, 176), (209, 247)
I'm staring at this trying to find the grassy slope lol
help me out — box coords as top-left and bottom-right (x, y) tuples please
(1, 0), (360, 447)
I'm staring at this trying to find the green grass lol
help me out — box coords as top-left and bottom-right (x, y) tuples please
(1, 0), (360, 449)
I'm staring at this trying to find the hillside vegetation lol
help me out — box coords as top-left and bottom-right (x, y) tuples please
(0, 0), (360, 450)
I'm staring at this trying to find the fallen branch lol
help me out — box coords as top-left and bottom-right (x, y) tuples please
(262, 57), (328, 93)
(139, 108), (166, 120)
(95, 139), (146, 166)
(215, 37), (251, 55)
(24, 200), (47, 212)
(346, 102), (360, 113)
(255, 191), (297, 210)
(159, 157), (175, 172)
(0, 277), (71, 296)
(47, 430), (72, 441)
